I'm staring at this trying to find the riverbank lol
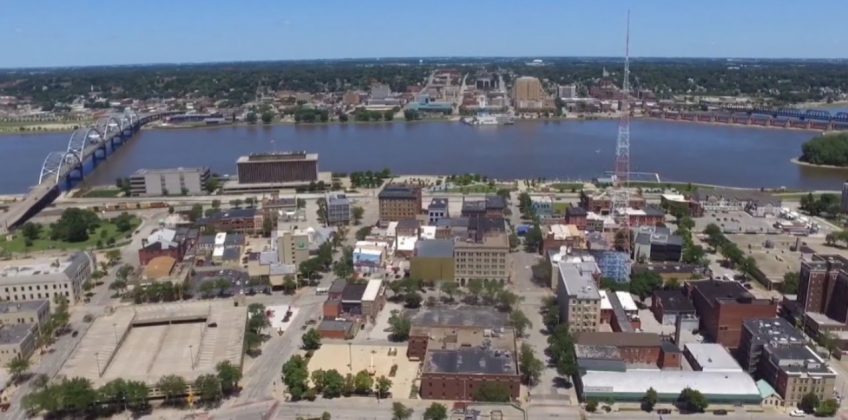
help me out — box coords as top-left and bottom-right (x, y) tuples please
(644, 116), (824, 133)
(791, 157), (848, 171)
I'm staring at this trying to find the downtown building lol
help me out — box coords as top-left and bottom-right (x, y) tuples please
(687, 279), (778, 350)
(129, 167), (211, 196)
(0, 252), (94, 305)
(378, 184), (422, 223)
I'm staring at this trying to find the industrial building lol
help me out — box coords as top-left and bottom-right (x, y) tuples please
(576, 331), (681, 368)
(235, 152), (318, 184)
(129, 167), (210, 196)
(687, 279), (778, 350)
(555, 256), (602, 334)
(378, 184), (422, 223)
(0, 252), (94, 304)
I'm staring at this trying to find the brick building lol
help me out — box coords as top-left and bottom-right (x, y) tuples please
(196, 208), (263, 234)
(378, 184), (422, 223)
(758, 344), (836, 407)
(138, 227), (197, 266)
(576, 331), (681, 369)
(687, 280), (778, 349)
(798, 255), (848, 323)
(580, 190), (645, 214)
(460, 196), (506, 219)
(651, 288), (698, 329)
(236, 152), (318, 184)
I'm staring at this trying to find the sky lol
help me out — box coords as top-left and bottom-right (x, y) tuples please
(1, 0), (847, 68)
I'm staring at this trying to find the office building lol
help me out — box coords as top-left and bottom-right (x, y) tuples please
(633, 226), (684, 262)
(410, 239), (455, 283)
(758, 344), (836, 407)
(0, 323), (37, 365)
(129, 167), (210, 196)
(0, 300), (50, 330)
(738, 318), (805, 375)
(454, 232), (510, 285)
(0, 252), (94, 305)
(530, 195), (553, 218)
(687, 280), (778, 349)
(589, 250), (631, 283)
(378, 184), (422, 222)
(558, 84), (578, 99)
(428, 198), (449, 224)
(460, 196), (506, 219)
(798, 255), (848, 323)
(236, 152), (318, 184)
(277, 228), (310, 267)
(555, 256), (602, 333)
(326, 193), (351, 225)
(407, 307), (509, 359)
(512, 76), (550, 110)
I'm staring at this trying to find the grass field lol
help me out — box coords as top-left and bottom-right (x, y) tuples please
(548, 182), (586, 191)
(80, 188), (124, 198)
(0, 216), (140, 253)
(442, 183), (515, 194)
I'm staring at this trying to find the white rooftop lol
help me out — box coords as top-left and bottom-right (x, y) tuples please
(684, 343), (743, 372)
(558, 258), (601, 300)
(147, 228), (176, 246)
(396, 235), (418, 252)
(214, 232), (227, 246)
(420, 225), (437, 240)
(362, 279), (382, 302)
(599, 290), (613, 311)
(581, 369), (760, 398)
(386, 221), (399, 237)
(614, 291), (638, 312)
(662, 193), (687, 202)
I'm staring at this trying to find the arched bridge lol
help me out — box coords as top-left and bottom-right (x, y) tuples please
(0, 110), (174, 233)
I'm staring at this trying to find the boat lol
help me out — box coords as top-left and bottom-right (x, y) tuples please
(462, 113), (514, 126)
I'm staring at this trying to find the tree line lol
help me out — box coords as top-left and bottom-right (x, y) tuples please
(801, 133), (848, 167)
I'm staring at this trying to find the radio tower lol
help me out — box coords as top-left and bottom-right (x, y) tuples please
(612, 11), (632, 251)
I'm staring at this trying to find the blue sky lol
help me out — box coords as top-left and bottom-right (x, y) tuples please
(1, 0), (847, 68)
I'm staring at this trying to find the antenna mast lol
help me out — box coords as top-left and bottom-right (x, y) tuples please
(612, 10), (632, 251)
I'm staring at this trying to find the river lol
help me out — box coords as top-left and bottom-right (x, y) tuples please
(1, 119), (847, 194)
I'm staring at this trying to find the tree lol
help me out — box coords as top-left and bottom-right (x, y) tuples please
(282, 275), (297, 294)
(375, 375), (392, 398)
(388, 311), (411, 341)
(352, 206), (364, 225)
(815, 398), (839, 417)
(50, 208), (100, 242)
(215, 360), (242, 395)
(282, 355), (309, 400)
(157, 375), (187, 405)
(548, 324), (577, 378)
(125, 380), (150, 412)
(519, 343), (543, 385)
(353, 369), (373, 395)
(510, 309), (531, 337)
(423, 402), (448, 420)
(440, 281), (460, 302)
(524, 223), (543, 253)
(322, 369), (345, 398)
(392, 402), (414, 420)
(404, 291), (423, 308)
(356, 226), (373, 240)
(261, 111), (274, 124)
(321, 412), (332, 420)
(641, 387), (658, 412)
(21, 222), (41, 242)
(245, 112), (258, 123)
(194, 374), (223, 405)
(630, 272), (662, 301)
(783, 271), (800, 294)
(302, 328), (322, 350)
(677, 387), (708, 413)
(311, 369), (327, 392)
(7, 355), (30, 382)
(188, 204), (204, 222)
(474, 382), (512, 402)
(466, 278), (484, 303)
(586, 399), (598, 412)
(799, 391), (820, 414)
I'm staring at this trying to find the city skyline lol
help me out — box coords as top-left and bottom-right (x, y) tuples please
(2, 0), (847, 68)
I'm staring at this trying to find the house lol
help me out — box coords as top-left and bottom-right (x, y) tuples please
(693, 189), (781, 217)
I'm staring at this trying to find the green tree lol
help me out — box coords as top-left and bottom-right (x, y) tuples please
(783, 271), (800, 294)
(586, 399), (598, 412)
(392, 402), (414, 420)
(353, 369), (373, 395)
(799, 391), (820, 414)
(282, 355), (309, 400)
(641, 387), (658, 412)
(50, 208), (100, 242)
(388, 311), (411, 341)
(246, 112), (258, 124)
(423, 402), (448, 420)
(352, 206), (364, 225)
(630, 272), (662, 301)
(375, 375), (392, 398)
(157, 375), (188, 405)
(510, 309), (531, 337)
(21, 222), (41, 242)
(302, 328), (322, 350)
(815, 398), (839, 417)
(440, 281), (461, 302)
(125, 380), (150, 412)
(311, 369), (327, 393)
(6, 355), (30, 383)
(677, 387), (708, 413)
(322, 369), (345, 398)
(474, 382), (512, 402)
(524, 223), (543, 253)
(215, 360), (242, 395)
(188, 204), (204, 222)
(519, 343), (544, 385)
(194, 374), (223, 405)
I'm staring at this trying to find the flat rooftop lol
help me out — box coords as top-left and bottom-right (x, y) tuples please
(581, 369), (761, 400)
(577, 332), (662, 348)
(765, 344), (835, 376)
(60, 301), (246, 386)
(689, 279), (758, 303)
(558, 258), (601, 300)
(411, 307), (508, 330)
(684, 343), (742, 372)
(0, 299), (48, 314)
(237, 152), (317, 163)
(424, 347), (518, 376)
(743, 318), (805, 346)
(0, 323), (34, 345)
(0, 253), (86, 281)
(131, 167), (208, 176)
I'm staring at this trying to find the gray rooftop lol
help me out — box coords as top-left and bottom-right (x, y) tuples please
(695, 188), (781, 207)
(425, 347), (517, 375)
(327, 193), (350, 206)
(411, 307), (508, 330)
(558, 259), (601, 300)
(319, 319), (354, 332)
(0, 252), (91, 285)
(429, 198), (449, 210)
(743, 318), (805, 347)
(378, 184), (420, 200)
(0, 323), (34, 345)
(415, 239), (455, 258)
(764, 344), (835, 376)
(0, 300), (48, 314)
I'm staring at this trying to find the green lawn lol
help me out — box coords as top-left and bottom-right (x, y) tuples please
(548, 182), (586, 191)
(442, 183), (515, 194)
(80, 188), (124, 198)
(0, 216), (140, 254)
(553, 202), (570, 214)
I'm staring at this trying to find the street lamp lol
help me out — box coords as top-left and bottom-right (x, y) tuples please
(188, 344), (195, 370)
(348, 342), (353, 374)
(95, 352), (101, 377)
(112, 322), (119, 345)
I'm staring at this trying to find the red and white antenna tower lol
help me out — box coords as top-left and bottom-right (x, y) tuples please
(612, 10), (632, 251)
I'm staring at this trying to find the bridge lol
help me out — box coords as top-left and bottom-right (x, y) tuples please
(0, 110), (173, 234)
(722, 105), (848, 123)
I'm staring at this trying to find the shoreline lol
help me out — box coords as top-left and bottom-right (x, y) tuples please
(790, 157), (848, 170)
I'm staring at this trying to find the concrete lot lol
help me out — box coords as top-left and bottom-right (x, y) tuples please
(307, 343), (419, 399)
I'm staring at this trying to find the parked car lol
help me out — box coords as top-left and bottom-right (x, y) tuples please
(790, 409), (807, 417)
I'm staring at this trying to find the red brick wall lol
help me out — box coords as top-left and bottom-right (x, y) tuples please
(322, 301), (341, 319)
(714, 302), (778, 349)
(618, 345), (661, 365)
(659, 349), (682, 369)
(407, 335), (429, 360)
(420, 373), (520, 400)
(318, 329), (348, 340)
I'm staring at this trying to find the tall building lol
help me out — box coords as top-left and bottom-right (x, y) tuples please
(326, 193), (351, 225)
(0, 252), (94, 305)
(558, 84), (577, 99)
(377, 184), (422, 223)
(512, 76), (546, 102)
(738, 318), (805, 375)
(236, 152), (318, 184)
(798, 255), (848, 323)
(555, 255), (602, 333)
(454, 232), (510, 285)
(129, 167), (210, 196)
(687, 280), (778, 350)
(277, 229), (310, 266)
(758, 344), (836, 407)
(841, 181), (848, 213)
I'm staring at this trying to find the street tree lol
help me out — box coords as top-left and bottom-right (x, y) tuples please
(7, 355), (30, 383)
(322, 369), (345, 398)
(799, 391), (819, 414)
(641, 387), (658, 412)
(215, 360), (242, 395)
(375, 375), (392, 398)
(388, 311), (411, 341)
(518, 343), (543, 385)
(157, 374), (188, 406)
(677, 387), (708, 413)
(392, 402), (414, 420)
(194, 374), (223, 405)
(302, 328), (322, 350)
(353, 369), (373, 395)
(510, 309), (531, 337)
(423, 402), (448, 420)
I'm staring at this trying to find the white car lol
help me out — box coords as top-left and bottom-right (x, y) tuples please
(790, 409), (807, 417)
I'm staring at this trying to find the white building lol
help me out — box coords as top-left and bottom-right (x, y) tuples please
(0, 252), (94, 305)
(129, 167), (210, 196)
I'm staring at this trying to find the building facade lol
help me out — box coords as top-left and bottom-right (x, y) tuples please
(326, 193), (351, 225)
(0, 252), (94, 305)
(0, 323), (37, 365)
(428, 198), (449, 224)
(410, 239), (455, 283)
(236, 152), (318, 184)
(688, 280), (778, 350)
(738, 318), (805, 375)
(378, 184), (422, 223)
(0, 300), (50, 330)
(129, 167), (210, 196)
(555, 257), (602, 334)
(758, 344), (836, 407)
(278, 229), (310, 266)
(453, 233), (510, 285)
